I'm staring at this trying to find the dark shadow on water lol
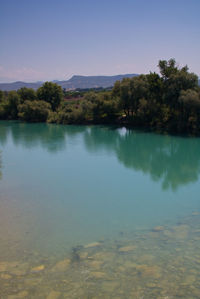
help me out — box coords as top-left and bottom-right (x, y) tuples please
(0, 121), (200, 190)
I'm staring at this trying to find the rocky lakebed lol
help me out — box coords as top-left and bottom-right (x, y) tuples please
(1, 212), (200, 298)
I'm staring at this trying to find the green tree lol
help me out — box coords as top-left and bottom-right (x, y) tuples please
(37, 82), (63, 111)
(146, 72), (163, 103)
(0, 90), (4, 102)
(159, 59), (198, 108)
(129, 75), (149, 116)
(112, 80), (121, 98)
(158, 58), (178, 80)
(179, 89), (200, 110)
(18, 100), (51, 122)
(119, 78), (131, 116)
(1, 91), (20, 119)
(18, 87), (36, 103)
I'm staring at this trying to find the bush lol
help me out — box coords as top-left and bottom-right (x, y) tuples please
(18, 100), (51, 122)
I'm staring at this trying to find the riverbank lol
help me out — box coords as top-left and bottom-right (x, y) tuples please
(1, 59), (200, 136)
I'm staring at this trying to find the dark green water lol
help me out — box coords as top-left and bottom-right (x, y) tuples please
(0, 121), (200, 298)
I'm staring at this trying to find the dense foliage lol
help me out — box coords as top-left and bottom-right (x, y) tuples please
(0, 59), (200, 134)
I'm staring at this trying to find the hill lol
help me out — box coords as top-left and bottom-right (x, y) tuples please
(0, 74), (138, 91)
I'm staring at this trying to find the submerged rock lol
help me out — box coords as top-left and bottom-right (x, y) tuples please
(1, 273), (12, 279)
(182, 275), (196, 285)
(88, 260), (104, 269)
(0, 261), (21, 273)
(51, 259), (70, 272)
(152, 226), (164, 232)
(31, 264), (45, 273)
(8, 290), (29, 299)
(172, 224), (189, 240)
(163, 224), (189, 240)
(146, 282), (157, 288)
(8, 262), (29, 276)
(135, 265), (161, 279)
(91, 251), (114, 262)
(192, 211), (200, 216)
(102, 281), (119, 292)
(0, 262), (8, 272)
(24, 277), (42, 287)
(118, 245), (136, 252)
(46, 290), (61, 299)
(84, 242), (101, 248)
(89, 271), (106, 279)
(79, 252), (88, 260)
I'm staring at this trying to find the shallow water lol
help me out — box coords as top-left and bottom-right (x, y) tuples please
(0, 121), (200, 298)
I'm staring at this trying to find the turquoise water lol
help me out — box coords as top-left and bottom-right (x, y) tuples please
(1, 121), (200, 298)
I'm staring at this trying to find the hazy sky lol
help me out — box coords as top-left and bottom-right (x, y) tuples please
(0, 0), (200, 82)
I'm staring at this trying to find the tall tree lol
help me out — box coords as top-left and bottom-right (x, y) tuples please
(159, 59), (198, 108)
(3, 91), (20, 119)
(37, 82), (63, 111)
(0, 90), (3, 102)
(18, 87), (36, 103)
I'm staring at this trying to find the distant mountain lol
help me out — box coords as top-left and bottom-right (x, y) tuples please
(60, 74), (138, 90)
(0, 81), (44, 91)
(0, 74), (138, 91)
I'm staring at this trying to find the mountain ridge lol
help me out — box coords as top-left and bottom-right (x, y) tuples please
(0, 74), (138, 91)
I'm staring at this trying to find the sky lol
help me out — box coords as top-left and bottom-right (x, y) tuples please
(0, 0), (200, 82)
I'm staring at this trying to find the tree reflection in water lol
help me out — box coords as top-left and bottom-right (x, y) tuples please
(83, 127), (200, 191)
(0, 122), (200, 190)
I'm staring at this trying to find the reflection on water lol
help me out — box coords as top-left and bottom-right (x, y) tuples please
(1, 122), (200, 190)
(84, 127), (200, 191)
(1, 122), (68, 152)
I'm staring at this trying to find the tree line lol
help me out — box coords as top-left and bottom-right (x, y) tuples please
(0, 58), (200, 134)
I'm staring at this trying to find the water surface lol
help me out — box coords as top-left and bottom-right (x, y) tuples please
(0, 121), (200, 298)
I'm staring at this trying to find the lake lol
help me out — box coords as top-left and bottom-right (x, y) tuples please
(0, 121), (200, 298)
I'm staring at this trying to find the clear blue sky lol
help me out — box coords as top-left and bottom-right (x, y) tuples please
(0, 0), (200, 82)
